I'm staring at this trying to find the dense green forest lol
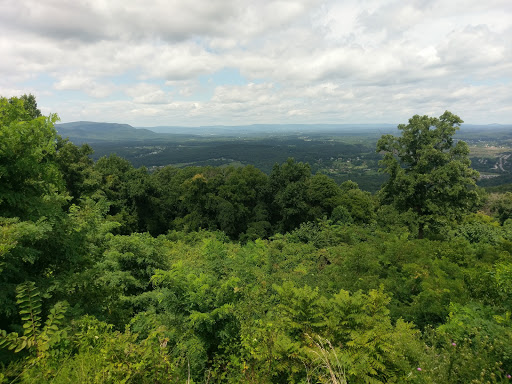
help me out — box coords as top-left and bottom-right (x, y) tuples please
(2, 95), (512, 383)
(55, 121), (512, 194)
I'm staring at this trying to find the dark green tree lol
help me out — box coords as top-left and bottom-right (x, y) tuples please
(7, 94), (42, 120)
(490, 192), (512, 225)
(54, 137), (100, 205)
(94, 155), (144, 234)
(17, 94), (42, 119)
(377, 111), (479, 238)
(337, 180), (376, 224)
(270, 158), (312, 232)
(307, 174), (342, 219)
(215, 165), (270, 240)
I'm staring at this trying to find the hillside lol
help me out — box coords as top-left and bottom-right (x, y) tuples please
(3, 98), (512, 383)
(56, 121), (165, 143)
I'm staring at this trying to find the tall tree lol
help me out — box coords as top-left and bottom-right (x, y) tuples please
(18, 94), (42, 119)
(270, 158), (312, 232)
(54, 137), (100, 205)
(0, 96), (64, 221)
(376, 111), (479, 238)
(0, 96), (108, 330)
(490, 192), (512, 225)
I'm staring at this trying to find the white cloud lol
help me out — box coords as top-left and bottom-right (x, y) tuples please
(144, 43), (223, 80)
(0, 0), (511, 125)
(212, 83), (276, 104)
(125, 83), (171, 104)
(437, 25), (509, 70)
(53, 74), (116, 98)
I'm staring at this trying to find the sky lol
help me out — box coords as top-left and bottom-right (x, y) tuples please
(1, 0), (511, 126)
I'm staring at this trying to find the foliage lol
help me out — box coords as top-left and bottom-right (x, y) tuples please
(0, 282), (68, 382)
(15, 94), (42, 119)
(50, 316), (178, 384)
(0, 96), (66, 221)
(491, 192), (512, 225)
(2, 97), (509, 383)
(377, 111), (479, 238)
(54, 137), (101, 205)
(239, 283), (422, 383)
(304, 334), (348, 384)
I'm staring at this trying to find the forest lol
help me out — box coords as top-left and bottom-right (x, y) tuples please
(55, 120), (512, 194)
(2, 95), (512, 383)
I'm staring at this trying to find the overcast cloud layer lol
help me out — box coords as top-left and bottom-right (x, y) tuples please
(1, 0), (511, 125)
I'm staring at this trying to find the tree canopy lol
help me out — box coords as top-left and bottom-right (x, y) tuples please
(2, 97), (512, 383)
(377, 111), (480, 238)
(0, 96), (64, 221)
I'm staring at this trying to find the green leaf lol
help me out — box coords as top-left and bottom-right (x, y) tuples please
(15, 339), (27, 352)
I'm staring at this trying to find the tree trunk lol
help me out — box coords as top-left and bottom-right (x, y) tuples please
(418, 222), (424, 239)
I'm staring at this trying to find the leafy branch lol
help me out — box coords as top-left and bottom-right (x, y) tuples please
(0, 281), (68, 359)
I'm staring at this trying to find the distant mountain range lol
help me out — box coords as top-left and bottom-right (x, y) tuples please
(56, 121), (512, 143)
(56, 121), (164, 143)
(56, 121), (400, 142)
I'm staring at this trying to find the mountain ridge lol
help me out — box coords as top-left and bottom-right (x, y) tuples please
(56, 121), (512, 142)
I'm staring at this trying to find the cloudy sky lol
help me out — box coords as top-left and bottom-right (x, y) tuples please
(1, 0), (511, 126)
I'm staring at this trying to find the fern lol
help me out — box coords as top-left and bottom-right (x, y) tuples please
(0, 281), (67, 357)
(17, 281), (42, 347)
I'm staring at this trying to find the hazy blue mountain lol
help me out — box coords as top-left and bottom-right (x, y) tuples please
(56, 121), (401, 142)
(458, 124), (512, 140)
(56, 121), (166, 143)
(141, 123), (399, 137)
(56, 121), (512, 143)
